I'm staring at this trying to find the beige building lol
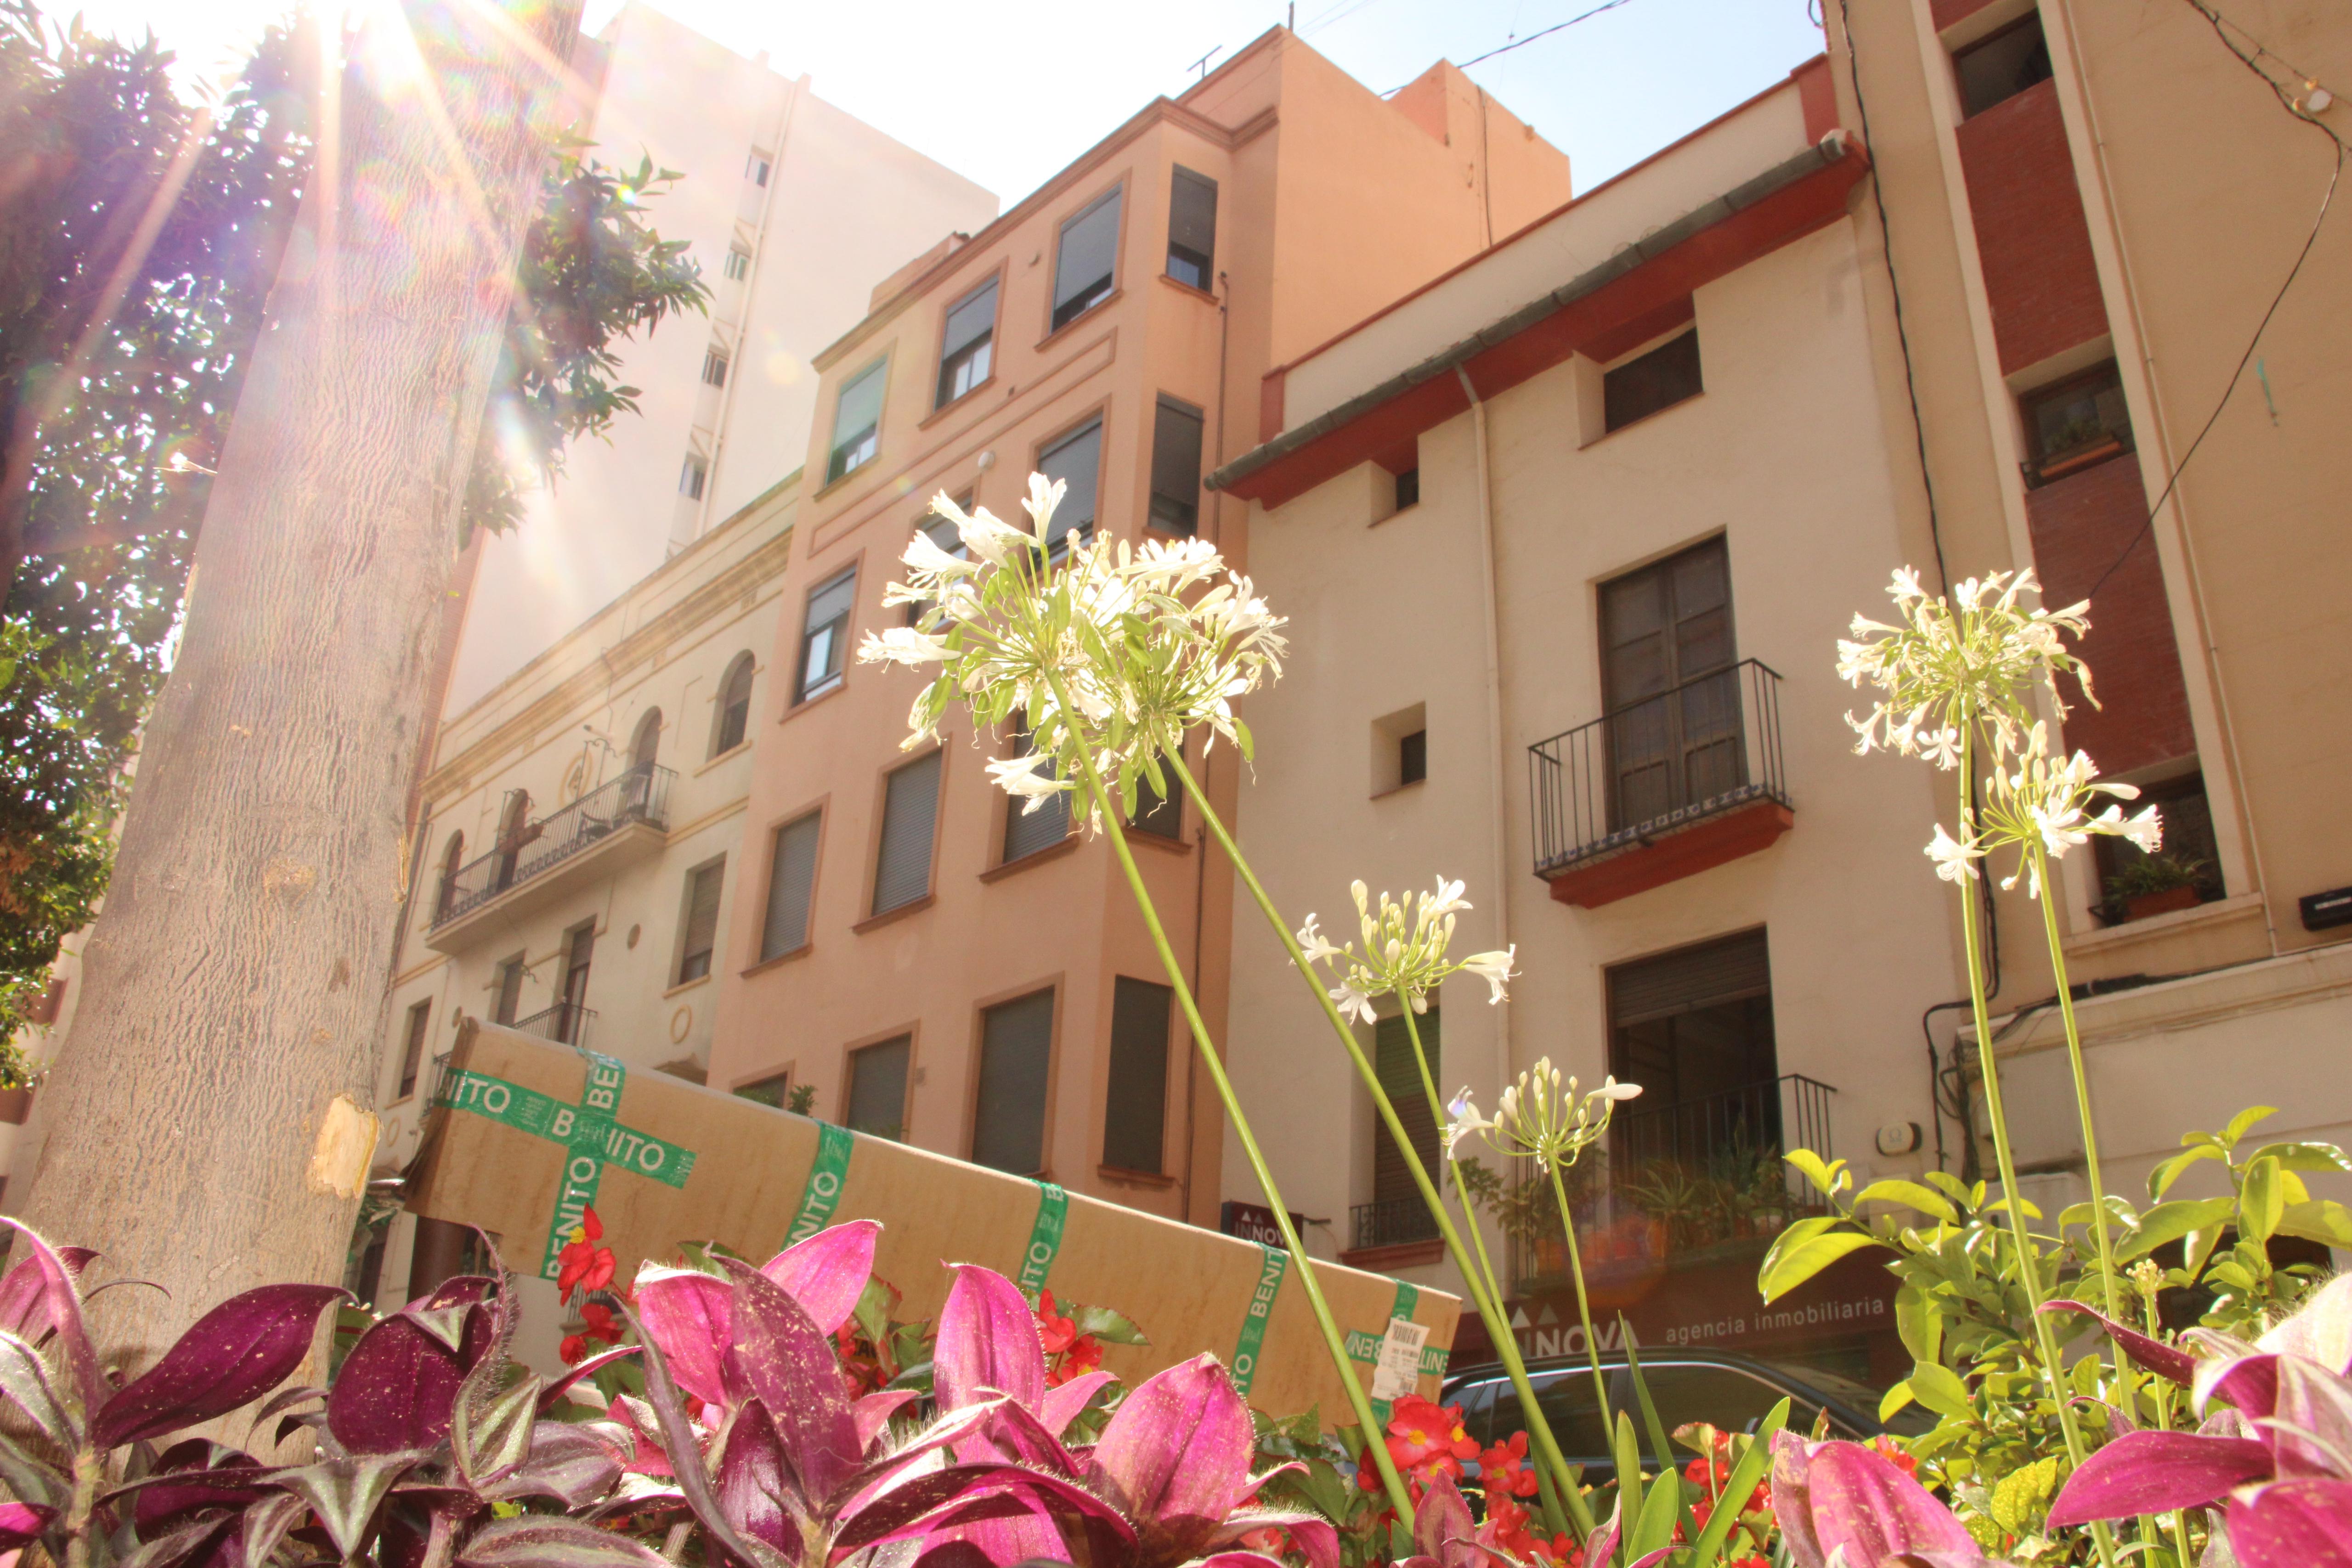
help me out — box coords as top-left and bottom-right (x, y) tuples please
(368, 477), (796, 1363)
(445, 2), (996, 711)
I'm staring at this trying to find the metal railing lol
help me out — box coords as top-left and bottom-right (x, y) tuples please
(1504, 1073), (1837, 1292)
(515, 1003), (595, 1049)
(1527, 660), (1787, 877)
(434, 764), (673, 928)
(1351, 1197), (1441, 1252)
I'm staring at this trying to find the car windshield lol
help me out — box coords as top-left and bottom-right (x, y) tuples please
(1761, 1359), (1936, 1435)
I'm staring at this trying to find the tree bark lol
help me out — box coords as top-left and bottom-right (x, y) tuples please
(14, 0), (581, 1368)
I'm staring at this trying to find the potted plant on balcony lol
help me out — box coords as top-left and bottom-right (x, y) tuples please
(2103, 852), (2211, 923)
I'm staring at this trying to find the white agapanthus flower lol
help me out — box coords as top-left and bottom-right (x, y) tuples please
(1293, 876), (1516, 1021)
(1452, 1056), (1641, 1171)
(1972, 723), (2164, 899)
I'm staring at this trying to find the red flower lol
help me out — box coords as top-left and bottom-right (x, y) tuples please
(1479, 1429), (1540, 1498)
(1035, 1289), (1078, 1354)
(1383, 1395), (1479, 1488)
(555, 1207), (617, 1305)
(558, 1301), (622, 1365)
(1239, 1526), (1291, 1557)
(1032, 1288), (1106, 1387)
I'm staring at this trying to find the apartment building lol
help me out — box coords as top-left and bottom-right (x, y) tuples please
(705, 29), (1573, 1227)
(444, 2), (997, 712)
(367, 477), (796, 1364)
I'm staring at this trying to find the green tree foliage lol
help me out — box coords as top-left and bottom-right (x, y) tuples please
(0, 0), (707, 1058)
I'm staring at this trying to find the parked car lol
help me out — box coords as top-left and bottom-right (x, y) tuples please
(1440, 1348), (1932, 1485)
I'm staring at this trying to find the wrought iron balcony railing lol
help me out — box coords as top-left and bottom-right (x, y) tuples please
(515, 1002), (595, 1049)
(434, 764), (673, 928)
(1527, 659), (1788, 877)
(1351, 1196), (1442, 1252)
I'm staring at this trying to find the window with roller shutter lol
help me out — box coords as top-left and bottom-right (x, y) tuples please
(1149, 397), (1204, 535)
(1606, 929), (1779, 1163)
(760, 812), (821, 960)
(1102, 977), (1172, 1173)
(1165, 167), (1216, 290)
(675, 859), (725, 983)
(974, 988), (1055, 1173)
(1371, 1008), (1441, 1234)
(846, 1035), (912, 1141)
(1052, 187), (1122, 331)
(1001, 718), (1070, 863)
(1037, 418), (1102, 560)
(871, 752), (941, 916)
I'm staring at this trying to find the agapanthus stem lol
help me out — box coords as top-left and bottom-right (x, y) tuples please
(1040, 672), (1417, 1524)
(1167, 749), (1596, 1540)
(1542, 1158), (1613, 1435)
(1955, 733), (2116, 1568)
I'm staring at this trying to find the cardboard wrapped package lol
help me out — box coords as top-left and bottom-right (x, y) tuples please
(406, 1021), (1459, 1423)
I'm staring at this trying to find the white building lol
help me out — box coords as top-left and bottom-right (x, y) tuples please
(444, 1), (997, 711)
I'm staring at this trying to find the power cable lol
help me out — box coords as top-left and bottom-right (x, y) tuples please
(1378, 0), (1637, 93)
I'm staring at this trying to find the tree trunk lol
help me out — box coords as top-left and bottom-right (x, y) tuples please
(14, 0), (581, 1368)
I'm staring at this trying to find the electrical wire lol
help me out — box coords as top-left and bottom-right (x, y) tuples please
(2080, 0), (2346, 602)
(1455, 0), (1634, 72)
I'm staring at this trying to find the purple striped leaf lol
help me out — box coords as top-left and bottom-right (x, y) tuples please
(935, 1265), (1045, 1416)
(453, 1516), (671, 1568)
(326, 1298), (490, 1455)
(2267, 1354), (2352, 1479)
(94, 1285), (345, 1449)
(713, 1399), (797, 1552)
(2047, 1431), (2274, 1526)
(482, 1423), (628, 1508)
(2225, 1479), (2352, 1568)
(759, 1219), (879, 1336)
(834, 1463), (1136, 1557)
(2256, 1274), (2352, 1377)
(538, 1346), (639, 1414)
(122, 1441), (267, 1538)
(0, 1220), (102, 1413)
(0, 1501), (53, 1550)
(2041, 1300), (2197, 1387)
(717, 1258), (859, 1504)
(2203, 1353), (2283, 1421)
(617, 1299), (779, 1568)
(1772, 1434), (1978, 1568)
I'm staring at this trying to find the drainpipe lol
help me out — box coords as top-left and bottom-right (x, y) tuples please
(1454, 366), (1514, 1108)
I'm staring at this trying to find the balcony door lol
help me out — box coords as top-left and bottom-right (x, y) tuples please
(1600, 538), (1742, 831)
(1605, 930), (1778, 1172)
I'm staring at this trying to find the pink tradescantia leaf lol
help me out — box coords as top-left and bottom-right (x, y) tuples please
(1040, 1370), (1114, 1437)
(538, 1346), (640, 1413)
(481, 1423), (629, 1509)
(94, 1285), (346, 1450)
(1193, 1556), (1288, 1568)
(1805, 1439), (1980, 1568)
(853, 1389), (918, 1452)
(1211, 1510), (1342, 1568)
(1089, 1353), (1254, 1530)
(713, 1399), (797, 1552)
(935, 1265), (1046, 1416)
(325, 1296), (491, 1455)
(2046, 1431), (2274, 1526)
(834, 1463), (1136, 1557)
(1770, 1433), (1822, 1568)
(0, 1245), (94, 1338)
(123, 1441), (268, 1538)
(2204, 1353), (2284, 1421)
(618, 1299), (777, 1568)
(0, 1501), (53, 1550)
(453, 1515), (671, 1568)
(633, 1269), (733, 1409)
(1412, 1472), (1478, 1568)
(905, 1496), (1074, 1568)
(0, 1220), (102, 1413)
(2265, 1355), (2352, 1480)
(2041, 1300), (2198, 1388)
(2257, 1275), (2352, 1378)
(716, 1258), (860, 1503)
(759, 1219), (880, 1337)
(2224, 1479), (2352, 1568)
(958, 1389), (1080, 1474)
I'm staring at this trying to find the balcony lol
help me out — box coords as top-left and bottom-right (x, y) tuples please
(515, 1002), (595, 1050)
(1527, 660), (1792, 908)
(1506, 1074), (1836, 1294)
(427, 765), (673, 952)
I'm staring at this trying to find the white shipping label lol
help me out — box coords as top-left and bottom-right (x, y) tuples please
(1369, 1315), (1431, 1402)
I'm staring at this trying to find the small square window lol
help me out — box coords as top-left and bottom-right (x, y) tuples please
(1604, 330), (1703, 432)
(747, 151), (772, 187)
(1394, 467), (1419, 511)
(1399, 729), (1427, 786)
(701, 349), (729, 388)
(937, 279), (998, 408)
(1372, 702), (1427, 795)
(1954, 14), (2052, 118)
(2021, 361), (2133, 487)
(678, 453), (707, 501)
(724, 247), (752, 282)
(828, 360), (886, 483)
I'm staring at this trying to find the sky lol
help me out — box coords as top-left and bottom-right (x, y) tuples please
(70, 0), (1829, 207)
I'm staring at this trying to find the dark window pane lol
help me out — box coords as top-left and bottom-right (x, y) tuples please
(1131, 771), (1182, 839)
(1399, 729), (1427, 786)
(1395, 467), (1419, 510)
(1103, 977), (1172, 1172)
(1038, 419), (1102, 557)
(829, 360), (887, 482)
(398, 1002), (430, 1099)
(797, 567), (856, 702)
(1002, 719), (1070, 861)
(873, 751), (941, 915)
(631, 709), (662, 771)
(1607, 931), (1780, 1170)
(937, 279), (998, 406)
(975, 989), (1055, 1173)
(761, 813), (821, 960)
(494, 957), (523, 1026)
(735, 1071), (792, 1108)
(1954, 13), (2052, 118)
(677, 861), (725, 983)
(1518, 1370), (1616, 1465)
(1599, 538), (1741, 830)
(1149, 399), (1204, 534)
(702, 349), (729, 387)
(1604, 329), (1703, 432)
(716, 658), (754, 755)
(1052, 188), (1122, 329)
(1372, 1009), (1440, 1208)
(1624, 1364), (1814, 1439)
(847, 1035), (912, 1140)
(2021, 361), (2133, 486)
(680, 454), (707, 500)
(1167, 167), (1217, 290)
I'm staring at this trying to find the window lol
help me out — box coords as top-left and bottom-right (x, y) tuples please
(713, 654), (755, 755)
(1600, 536), (1740, 829)
(2094, 771), (2223, 922)
(795, 566), (856, 703)
(493, 954), (525, 1026)
(701, 348), (730, 389)
(1148, 397), (1204, 535)
(872, 750), (941, 915)
(905, 508), (969, 626)
(630, 709), (662, 772)
(1954, 13), (2052, 118)
(1131, 771), (1182, 839)
(1051, 187), (1123, 331)
(679, 452), (707, 501)
(556, 921), (595, 1047)
(397, 1001), (430, 1100)
(759, 812), (822, 961)
(1394, 467), (1420, 511)
(724, 247), (752, 282)
(747, 150), (771, 186)
(676, 860), (725, 983)
(1372, 702), (1426, 795)
(1398, 728), (1427, 786)
(435, 831), (466, 920)
(1371, 1009), (1441, 1237)
(1166, 166), (1217, 290)
(936, 278), (998, 407)
(2021, 361), (2133, 487)
(1001, 718), (1070, 862)
(1037, 418), (1102, 559)
(1103, 977), (1172, 1173)
(974, 989), (1055, 1173)
(1604, 330), (1703, 432)
(846, 1035), (912, 1139)
(1606, 930), (1778, 1166)
(827, 359), (886, 483)
(493, 790), (532, 891)
(735, 1071), (792, 1108)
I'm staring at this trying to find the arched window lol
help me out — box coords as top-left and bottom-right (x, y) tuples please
(630, 709), (663, 773)
(494, 790), (532, 891)
(435, 831), (465, 919)
(712, 653), (755, 756)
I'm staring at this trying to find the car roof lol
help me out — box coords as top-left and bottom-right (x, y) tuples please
(1442, 1346), (1791, 1381)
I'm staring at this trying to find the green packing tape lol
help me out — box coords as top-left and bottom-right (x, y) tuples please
(436, 1055), (697, 1282)
(785, 1121), (858, 1246)
(1353, 1280), (1422, 1423)
(1018, 1181), (1068, 1301)
(1230, 1241), (1290, 1397)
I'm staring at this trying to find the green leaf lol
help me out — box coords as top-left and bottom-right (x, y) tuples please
(2119, 1197), (2237, 1260)
(1785, 1150), (1842, 1197)
(2241, 1155), (2284, 1242)
(1854, 1180), (1959, 1225)
(2223, 1107), (2278, 1147)
(1878, 1381), (1917, 1423)
(2278, 1199), (2352, 1249)
(1071, 1304), (1148, 1346)
(2248, 1141), (2352, 1175)
(1757, 1228), (1884, 1305)
(1685, 1399), (1787, 1568)
(2151, 1144), (2225, 1200)
(1894, 1282), (1944, 1366)
(1990, 1456), (2061, 1537)
(1908, 1360), (1973, 1421)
